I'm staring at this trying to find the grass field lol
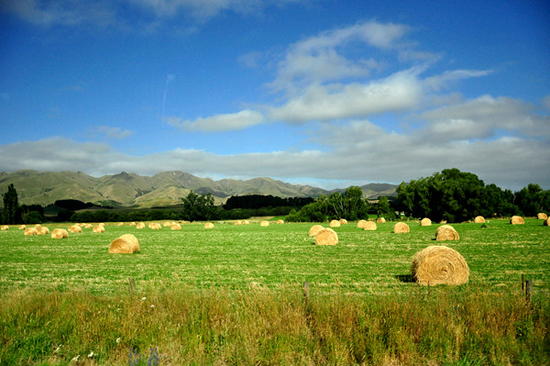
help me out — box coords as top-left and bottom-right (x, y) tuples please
(1, 218), (549, 365)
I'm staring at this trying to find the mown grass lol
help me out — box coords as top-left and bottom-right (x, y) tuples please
(0, 218), (549, 364)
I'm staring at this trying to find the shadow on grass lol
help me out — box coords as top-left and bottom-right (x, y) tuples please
(395, 274), (414, 283)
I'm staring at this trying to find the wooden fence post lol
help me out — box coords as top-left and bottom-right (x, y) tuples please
(129, 277), (135, 295)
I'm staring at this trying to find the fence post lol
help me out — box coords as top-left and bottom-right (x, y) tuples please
(525, 280), (532, 303)
(303, 281), (310, 302)
(129, 278), (135, 295)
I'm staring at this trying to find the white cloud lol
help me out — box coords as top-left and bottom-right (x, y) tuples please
(268, 67), (424, 122)
(94, 126), (135, 139)
(167, 110), (265, 132)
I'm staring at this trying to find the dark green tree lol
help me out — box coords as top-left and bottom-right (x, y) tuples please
(515, 184), (547, 216)
(2, 184), (22, 225)
(376, 196), (395, 220)
(181, 191), (216, 221)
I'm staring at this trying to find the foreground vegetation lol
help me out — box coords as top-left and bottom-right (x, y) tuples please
(0, 218), (549, 364)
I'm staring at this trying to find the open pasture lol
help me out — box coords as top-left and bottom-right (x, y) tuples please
(1, 218), (548, 294)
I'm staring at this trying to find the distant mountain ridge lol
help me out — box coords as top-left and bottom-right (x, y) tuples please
(0, 170), (397, 208)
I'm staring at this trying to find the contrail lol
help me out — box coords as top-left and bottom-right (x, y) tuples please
(162, 74), (175, 122)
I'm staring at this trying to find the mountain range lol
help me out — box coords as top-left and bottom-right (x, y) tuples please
(0, 170), (397, 208)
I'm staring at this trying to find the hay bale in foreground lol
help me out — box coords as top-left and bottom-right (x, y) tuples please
(260, 220), (269, 227)
(24, 228), (38, 236)
(393, 222), (410, 233)
(171, 223), (181, 230)
(205, 222), (215, 229)
(435, 225), (459, 241)
(420, 218), (432, 226)
(537, 213), (548, 220)
(109, 234), (140, 254)
(1, 225), (9, 231)
(364, 221), (377, 231)
(315, 228), (338, 246)
(474, 216), (485, 223)
(329, 220), (340, 228)
(377, 217), (386, 223)
(510, 216), (525, 225)
(309, 225), (324, 237)
(51, 228), (69, 239)
(412, 245), (469, 285)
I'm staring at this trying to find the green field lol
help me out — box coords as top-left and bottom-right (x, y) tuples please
(1, 219), (549, 365)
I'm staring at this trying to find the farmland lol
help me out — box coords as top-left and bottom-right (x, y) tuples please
(1, 218), (549, 365)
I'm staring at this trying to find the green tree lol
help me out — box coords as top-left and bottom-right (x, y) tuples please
(181, 191), (216, 221)
(515, 184), (546, 216)
(376, 196), (395, 220)
(2, 184), (22, 225)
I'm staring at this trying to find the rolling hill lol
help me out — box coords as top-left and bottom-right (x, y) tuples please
(0, 170), (397, 208)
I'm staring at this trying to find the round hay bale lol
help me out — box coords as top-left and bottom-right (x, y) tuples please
(51, 228), (69, 239)
(243, 220), (250, 225)
(129, 221), (137, 226)
(277, 219), (284, 224)
(435, 225), (459, 241)
(356, 220), (368, 229)
(98, 223), (105, 227)
(93, 225), (105, 233)
(393, 222), (410, 233)
(205, 222), (215, 229)
(309, 224), (324, 237)
(136, 222), (146, 229)
(329, 220), (340, 228)
(315, 228), (338, 246)
(474, 216), (485, 224)
(260, 220), (269, 227)
(510, 216), (524, 225)
(24, 228), (38, 236)
(68, 225), (82, 233)
(537, 213), (547, 220)
(412, 245), (469, 285)
(171, 223), (181, 230)
(19, 225), (26, 230)
(163, 221), (172, 227)
(149, 223), (162, 230)
(377, 217), (386, 223)
(1, 225), (9, 231)
(420, 218), (432, 226)
(35, 224), (42, 228)
(440, 220), (447, 224)
(364, 221), (377, 231)
(118, 222), (124, 226)
(235, 220), (242, 225)
(339, 219), (348, 225)
(109, 234), (140, 254)
(544, 218), (549, 226)
(37, 226), (50, 235)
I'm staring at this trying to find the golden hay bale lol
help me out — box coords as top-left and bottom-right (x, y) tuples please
(19, 225), (26, 230)
(440, 220), (447, 224)
(356, 220), (368, 229)
(35, 224), (42, 228)
(37, 226), (50, 235)
(205, 222), (215, 229)
(377, 217), (386, 223)
(412, 245), (469, 285)
(260, 220), (269, 227)
(109, 234), (140, 254)
(118, 222), (124, 226)
(243, 220), (250, 225)
(235, 220), (242, 225)
(329, 220), (340, 228)
(544, 218), (549, 226)
(98, 223), (105, 227)
(93, 225), (105, 233)
(339, 219), (348, 225)
(51, 228), (69, 239)
(136, 222), (146, 229)
(171, 223), (181, 230)
(1, 225), (9, 231)
(129, 222), (137, 226)
(163, 221), (172, 227)
(315, 228), (338, 246)
(277, 219), (285, 224)
(364, 221), (377, 231)
(510, 216), (525, 225)
(149, 223), (162, 230)
(84, 223), (93, 229)
(309, 225), (324, 237)
(24, 228), (38, 236)
(537, 213), (548, 220)
(435, 225), (459, 241)
(393, 222), (410, 233)
(474, 216), (485, 223)
(68, 225), (82, 233)
(420, 218), (432, 226)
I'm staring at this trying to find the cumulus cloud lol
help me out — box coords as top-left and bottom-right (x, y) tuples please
(167, 110), (265, 132)
(93, 126), (135, 139)
(268, 67), (424, 123)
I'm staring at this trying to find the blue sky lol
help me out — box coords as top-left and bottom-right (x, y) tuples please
(0, 0), (549, 190)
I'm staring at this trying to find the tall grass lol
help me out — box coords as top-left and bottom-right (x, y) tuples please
(1, 284), (548, 365)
